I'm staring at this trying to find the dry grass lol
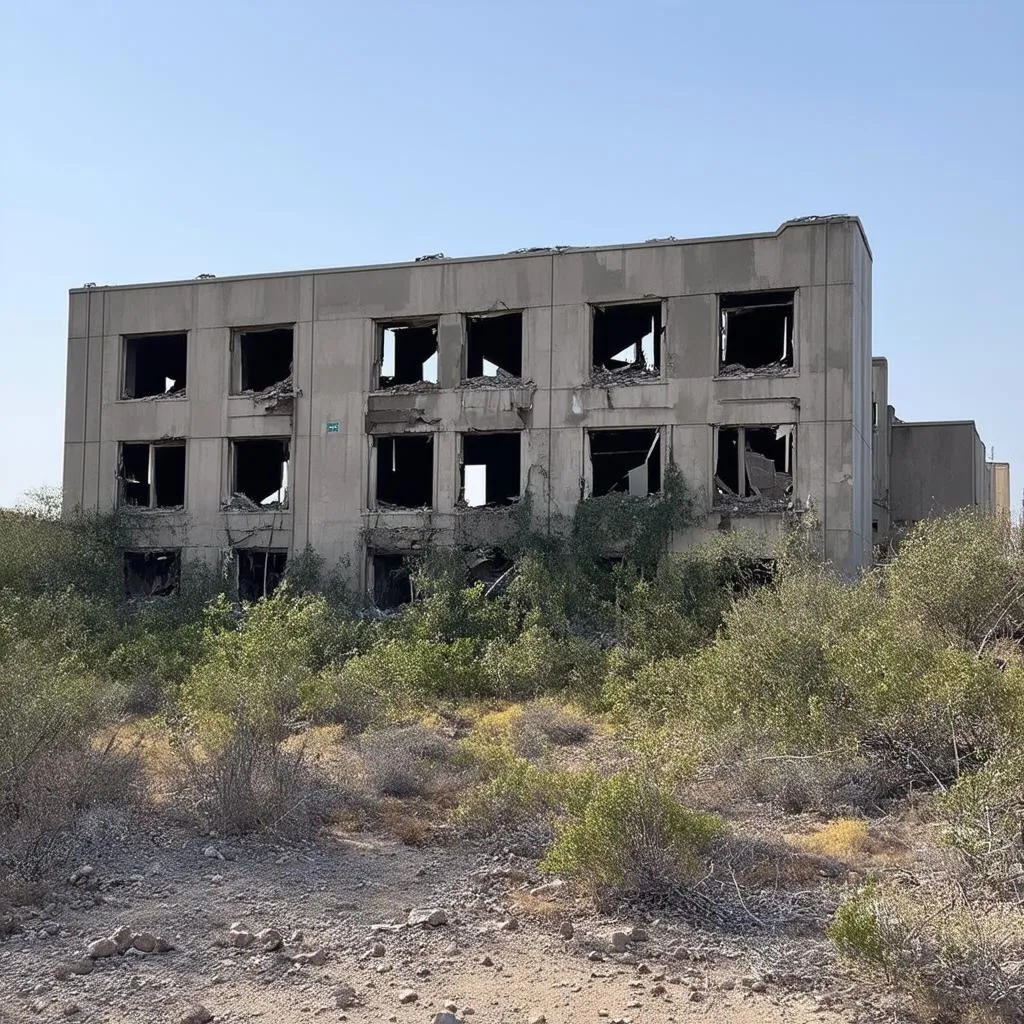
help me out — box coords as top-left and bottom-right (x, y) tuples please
(380, 806), (433, 846)
(788, 817), (909, 867)
(359, 725), (459, 799)
(509, 889), (563, 923)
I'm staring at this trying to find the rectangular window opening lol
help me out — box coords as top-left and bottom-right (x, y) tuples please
(371, 551), (414, 609)
(465, 312), (523, 381)
(236, 549), (287, 602)
(376, 435), (433, 508)
(460, 432), (521, 507)
(592, 303), (662, 383)
(378, 320), (439, 389)
(231, 438), (290, 508)
(233, 327), (294, 393)
(589, 428), (661, 496)
(714, 425), (795, 508)
(719, 291), (795, 374)
(123, 333), (187, 399)
(118, 441), (185, 509)
(124, 550), (180, 598)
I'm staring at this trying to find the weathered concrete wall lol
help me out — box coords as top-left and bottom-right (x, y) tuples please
(987, 461), (1011, 521)
(63, 215), (874, 587)
(890, 421), (986, 525)
(870, 357), (891, 548)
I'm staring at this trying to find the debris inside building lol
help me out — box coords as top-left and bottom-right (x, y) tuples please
(236, 549), (287, 601)
(118, 442), (186, 508)
(719, 291), (794, 373)
(465, 311), (523, 380)
(231, 439), (290, 507)
(123, 332), (187, 399)
(376, 435), (433, 507)
(379, 320), (439, 389)
(715, 425), (794, 510)
(592, 302), (661, 383)
(589, 428), (661, 496)
(124, 550), (180, 598)
(460, 432), (521, 507)
(233, 327), (294, 393)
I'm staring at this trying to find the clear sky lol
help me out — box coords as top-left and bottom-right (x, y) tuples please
(2, 0), (1022, 509)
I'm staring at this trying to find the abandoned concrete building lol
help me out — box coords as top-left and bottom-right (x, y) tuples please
(61, 214), (1005, 601)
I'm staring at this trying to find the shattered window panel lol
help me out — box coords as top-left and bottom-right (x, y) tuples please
(719, 291), (795, 374)
(237, 549), (287, 602)
(376, 435), (433, 508)
(124, 550), (180, 598)
(465, 312), (523, 381)
(233, 327), (294, 394)
(123, 333), (187, 399)
(460, 432), (521, 507)
(378, 320), (439, 390)
(372, 552), (414, 609)
(714, 425), (795, 510)
(231, 439), (290, 508)
(118, 441), (186, 509)
(589, 428), (661, 496)
(592, 303), (662, 384)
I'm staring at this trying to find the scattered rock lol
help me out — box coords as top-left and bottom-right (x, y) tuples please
(398, 988), (418, 1004)
(69, 866), (94, 886)
(228, 928), (254, 949)
(528, 1015), (547, 1024)
(370, 941), (386, 957)
(333, 984), (357, 1009)
(480, 955), (494, 967)
(181, 1006), (214, 1024)
(86, 938), (118, 959)
(132, 931), (158, 953)
(154, 935), (174, 953)
(688, 989), (704, 1002)
(628, 926), (648, 943)
(110, 925), (134, 953)
(587, 950), (604, 962)
(290, 948), (327, 966)
(257, 927), (282, 951)
(407, 907), (448, 927)
(609, 931), (629, 953)
(62, 1005), (81, 1018)
(203, 846), (224, 860)
(432, 1015), (460, 1024)
(558, 921), (574, 940)
(68, 959), (93, 976)
(500, 917), (519, 932)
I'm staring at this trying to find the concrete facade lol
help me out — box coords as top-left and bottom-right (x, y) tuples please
(986, 461), (1012, 523)
(63, 216), (875, 591)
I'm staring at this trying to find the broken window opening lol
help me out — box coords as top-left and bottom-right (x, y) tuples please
(714, 425), (794, 509)
(372, 552), (414, 609)
(719, 291), (795, 374)
(378, 320), (439, 389)
(231, 439), (290, 508)
(124, 550), (180, 598)
(233, 327), (294, 393)
(118, 441), (186, 509)
(460, 432), (521, 507)
(123, 333), (187, 399)
(592, 303), (662, 383)
(589, 428), (661, 497)
(376, 435), (433, 508)
(466, 548), (513, 591)
(236, 549), (287, 602)
(465, 312), (523, 381)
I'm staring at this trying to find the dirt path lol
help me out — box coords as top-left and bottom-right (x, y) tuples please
(0, 817), (887, 1024)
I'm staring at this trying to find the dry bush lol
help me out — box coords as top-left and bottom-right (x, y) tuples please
(359, 725), (458, 799)
(178, 725), (333, 836)
(380, 805), (433, 846)
(509, 889), (563, 923)
(520, 703), (593, 747)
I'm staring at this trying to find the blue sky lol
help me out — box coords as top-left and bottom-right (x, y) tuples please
(2, 0), (1022, 508)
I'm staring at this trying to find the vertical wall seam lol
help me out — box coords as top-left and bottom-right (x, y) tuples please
(79, 291), (92, 510)
(96, 291), (106, 511)
(546, 255), (555, 530)
(822, 224), (829, 548)
(305, 276), (315, 550)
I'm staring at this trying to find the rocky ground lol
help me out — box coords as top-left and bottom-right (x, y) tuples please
(0, 807), (909, 1024)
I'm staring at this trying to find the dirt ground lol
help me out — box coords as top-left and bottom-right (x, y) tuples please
(0, 805), (908, 1024)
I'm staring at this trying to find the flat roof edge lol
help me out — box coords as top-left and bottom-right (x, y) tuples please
(69, 215), (870, 295)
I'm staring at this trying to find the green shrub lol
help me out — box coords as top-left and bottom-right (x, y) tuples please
(827, 887), (896, 978)
(482, 625), (605, 699)
(541, 771), (724, 893)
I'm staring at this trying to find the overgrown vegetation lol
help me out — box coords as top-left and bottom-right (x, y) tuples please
(4, 487), (1024, 1020)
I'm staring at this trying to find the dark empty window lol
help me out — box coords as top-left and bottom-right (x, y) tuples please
(461, 433), (521, 507)
(123, 333), (187, 398)
(378, 320), (439, 388)
(231, 439), (290, 507)
(589, 428), (661, 496)
(233, 327), (293, 393)
(715, 425), (794, 506)
(376, 435), (433, 508)
(592, 303), (662, 379)
(372, 552), (413, 608)
(124, 550), (180, 598)
(466, 548), (514, 592)
(719, 291), (794, 373)
(118, 442), (186, 508)
(237, 549), (287, 602)
(465, 312), (523, 380)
